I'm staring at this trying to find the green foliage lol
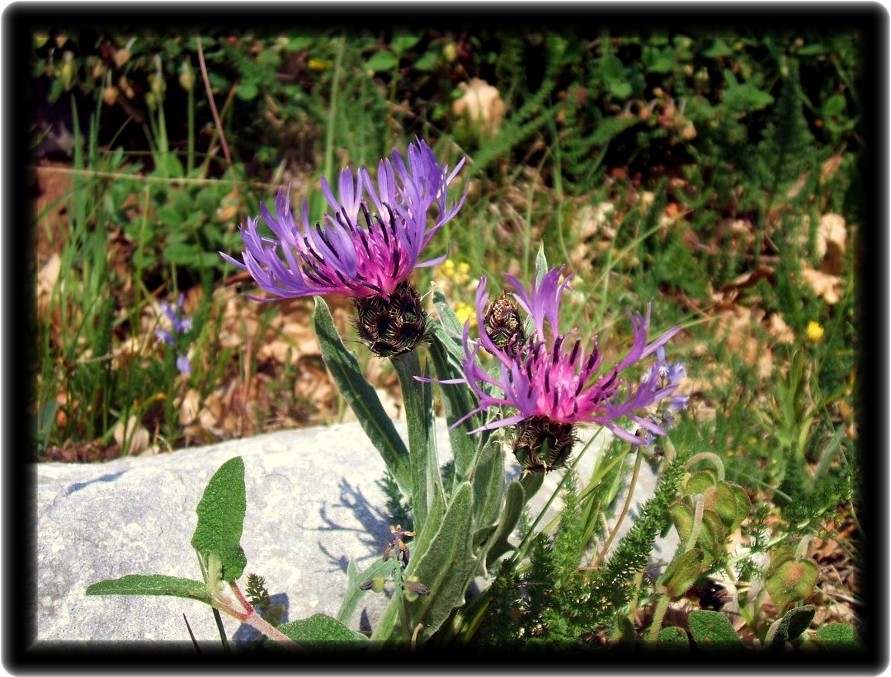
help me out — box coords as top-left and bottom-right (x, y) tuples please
(687, 610), (745, 650)
(191, 456), (247, 582)
(477, 459), (686, 645)
(49, 27), (861, 650)
(273, 614), (367, 648)
(86, 574), (210, 602)
(313, 297), (412, 497)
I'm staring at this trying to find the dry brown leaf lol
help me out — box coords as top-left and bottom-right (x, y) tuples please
(820, 154), (843, 184)
(37, 253), (61, 317)
(113, 415), (150, 456)
(179, 388), (202, 426)
(453, 78), (505, 136)
(816, 213), (847, 275)
(766, 313), (795, 344)
(801, 267), (844, 304)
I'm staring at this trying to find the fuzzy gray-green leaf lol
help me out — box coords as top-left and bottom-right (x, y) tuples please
(86, 574), (211, 603)
(313, 297), (411, 497)
(273, 613), (367, 649)
(190, 456), (247, 582)
(687, 610), (744, 651)
(392, 349), (443, 533)
(428, 317), (478, 480)
(484, 479), (525, 570)
(405, 482), (476, 641)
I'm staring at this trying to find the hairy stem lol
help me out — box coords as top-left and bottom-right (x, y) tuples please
(594, 448), (643, 568)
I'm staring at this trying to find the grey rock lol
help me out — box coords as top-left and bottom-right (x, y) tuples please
(36, 420), (676, 644)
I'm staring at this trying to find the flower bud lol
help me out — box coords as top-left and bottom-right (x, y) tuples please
(513, 416), (576, 473)
(178, 59), (194, 92)
(102, 86), (119, 107)
(149, 72), (166, 98)
(483, 292), (525, 353)
(59, 51), (76, 91)
(354, 281), (428, 357)
(404, 576), (429, 602)
(359, 576), (387, 593)
(113, 48), (131, 68)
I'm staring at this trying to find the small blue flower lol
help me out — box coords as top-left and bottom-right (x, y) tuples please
(155, 294), (193, 375)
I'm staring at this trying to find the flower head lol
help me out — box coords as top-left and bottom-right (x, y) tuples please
(221, 138), (466, 302)
(806, 320), (825, 343)
(154, 294), (192, 375)
(455, 267), (686, 456)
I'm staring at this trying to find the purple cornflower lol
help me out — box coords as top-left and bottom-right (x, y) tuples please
(221, 138), (465, 302)
(155, 294), (192, 375)
(452, 267), (685, 470)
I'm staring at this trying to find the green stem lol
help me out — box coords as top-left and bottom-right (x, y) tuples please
(646, 595), (672, 641)
(685, 452), (725, 482)
(594, 448), (643, 568)
(391, 350), (440, 533)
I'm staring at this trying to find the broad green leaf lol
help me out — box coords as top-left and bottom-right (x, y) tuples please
(392, 350), (443, 533)
(709, 482), (739, 529)
(669, 498), (694, 545)
(405, 482), (476, 641)
(661, 548), (704, 599)
(365, 51), (398, 73)
(190, 457), (247, 582)
(697, 509), (727, 568)
(273, 613), (366, 648)
(656, 625), (690, 651)
(731, 484), (752, 527)
(815, 622), (862, 650)
(313, 298), (411, 497)
(236, 82), (258, 101)
(414, 51), (438, 72)
(684, 470), (717, 495)
(765, 559), (818, 611)
(371, 483), (475, 642)
(687, 610), (744, 651)
(391, 35), (421, 54)
(765, 605), (815, 650)
(86, 574), (211, 603)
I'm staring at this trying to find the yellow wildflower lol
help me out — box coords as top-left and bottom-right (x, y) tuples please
(454, 302), (477, 327)
(806, 321), (824, 342)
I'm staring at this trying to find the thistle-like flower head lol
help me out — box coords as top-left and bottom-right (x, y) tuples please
(456, 267), (685, 448)
(221, 138), (466, 302)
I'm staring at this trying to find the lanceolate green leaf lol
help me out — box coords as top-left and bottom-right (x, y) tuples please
(483, 479), (525, 570)
(86, 574), (211, 603)
(336, 557), (399, 626)
(405, 482), (476, 641)
(428, 320), (478, 480)
(469, 437), (505, 532)
(190, 456), (247, 582)
(392, 349), (443, 534)
(370, 483), (472, 643)
(313, 297), (411, 497)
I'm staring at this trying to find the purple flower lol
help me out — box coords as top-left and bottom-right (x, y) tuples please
(155, 294), (193, 375)
(454, 267), (686, 447)
(221, 138), (466, 302)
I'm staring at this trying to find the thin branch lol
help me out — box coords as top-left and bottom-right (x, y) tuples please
(196, 34), (232, 167)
